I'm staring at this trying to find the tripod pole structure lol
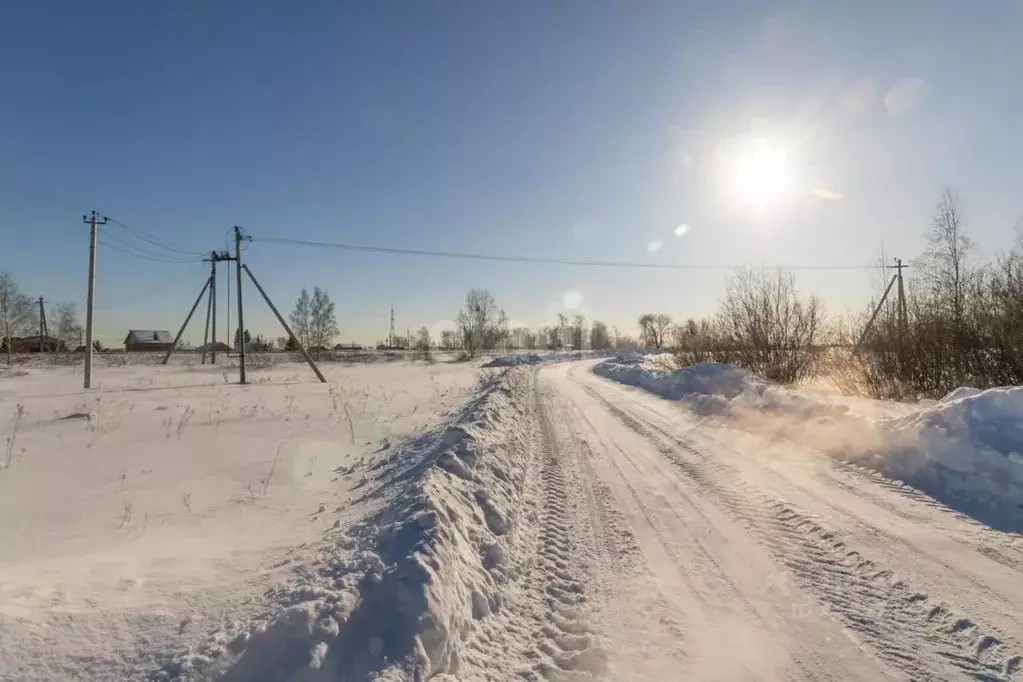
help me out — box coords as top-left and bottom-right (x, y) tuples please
(241, 264), (326, 383)
(161, 276), (213, 365)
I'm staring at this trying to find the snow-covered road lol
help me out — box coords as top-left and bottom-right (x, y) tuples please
(531, 361), (1022, 681)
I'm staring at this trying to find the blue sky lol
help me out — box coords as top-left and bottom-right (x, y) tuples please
(3, 1), (1022, 347)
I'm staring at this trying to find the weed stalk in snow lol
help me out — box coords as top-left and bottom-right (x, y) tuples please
(261, 446), (281, 497)
(327, 384), (355, 445)
(4, 404), (25, 469)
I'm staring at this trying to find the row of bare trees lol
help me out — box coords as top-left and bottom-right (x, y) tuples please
(657, 188), (1023, 398)
(447, 288), (639, 357)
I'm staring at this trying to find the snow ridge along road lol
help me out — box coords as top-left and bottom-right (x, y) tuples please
(533, 360), (1022, 682)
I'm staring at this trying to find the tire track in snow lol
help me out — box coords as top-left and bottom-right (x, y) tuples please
(575, 376), (1023, 682)
(512, 377), (609, 680)
(826, 461), (1023, 574)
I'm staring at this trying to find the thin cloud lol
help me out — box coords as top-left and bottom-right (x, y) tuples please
(813, 188), (843, 201)
(884, 78), (924, 114)
(647, 239), (663, 253)
(674, 224), (689, 237)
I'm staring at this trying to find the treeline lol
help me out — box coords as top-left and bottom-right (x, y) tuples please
(662, 188), (1023, 400)
(854, 190), (1023, 399)
(442, 288), (640, 357)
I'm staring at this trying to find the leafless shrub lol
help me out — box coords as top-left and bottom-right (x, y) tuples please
(673, 269), (824, 383)
(182, 492), (192, 513)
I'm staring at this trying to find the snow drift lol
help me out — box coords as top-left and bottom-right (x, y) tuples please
(150, 370), (538, 681)
(593, 355), (1023, 531)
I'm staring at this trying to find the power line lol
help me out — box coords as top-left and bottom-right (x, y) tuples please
(98, 235), (203, 263)
(250, 236), (884, 271)
(104, 216), (206, 257)
(97, 224), (203, 262)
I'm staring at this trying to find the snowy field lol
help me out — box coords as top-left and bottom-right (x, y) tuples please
(0, 357), (480, 681)
(2, 354), (1022, 681)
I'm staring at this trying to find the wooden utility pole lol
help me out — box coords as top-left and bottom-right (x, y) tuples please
(210, 253), (218, 364)
(234, 227), (248, 384)
(894, 258), (908, 334)
(38, 296), (47, 352)
(83, 210), (108, 389)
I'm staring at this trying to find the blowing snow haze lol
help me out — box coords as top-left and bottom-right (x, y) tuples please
(2, 2), (1023, 681)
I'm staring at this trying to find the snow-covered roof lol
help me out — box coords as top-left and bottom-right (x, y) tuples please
(124, 330), (173, 344)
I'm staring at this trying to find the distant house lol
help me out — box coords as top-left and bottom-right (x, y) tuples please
(334, 343), (363, 351)
(124, 329), (174, 352)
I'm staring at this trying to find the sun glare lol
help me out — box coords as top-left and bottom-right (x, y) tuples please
(721, 136), (794, 213)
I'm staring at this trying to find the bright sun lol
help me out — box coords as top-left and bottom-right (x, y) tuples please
(721, 136), (794, 213)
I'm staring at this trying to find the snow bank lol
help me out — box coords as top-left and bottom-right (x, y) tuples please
(152, 370), (537, 680)
(592, 357), (1023, 531)
(594, 356), (847, 418)
(870, 387), (1023, 527)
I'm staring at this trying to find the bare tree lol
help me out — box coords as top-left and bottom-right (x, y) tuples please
(53, 302), (82, 354)
(638, 313), (673, 348)
(0, 273), (35, 363)
(590, 320), (612, 350)
(716, 268), (824, 383)
(918, 188), (974, 384)
(571, 314), (587, 350)
(415, 326), (431, 350)
(289, 288), (311, 348)
(455, 288), (506, 356)
(440, 329), (459, 349)
(309, 287), (338, 348)
(556, 313), (569, 349)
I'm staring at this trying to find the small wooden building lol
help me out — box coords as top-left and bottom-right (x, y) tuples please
(124, 330), (174, 353)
